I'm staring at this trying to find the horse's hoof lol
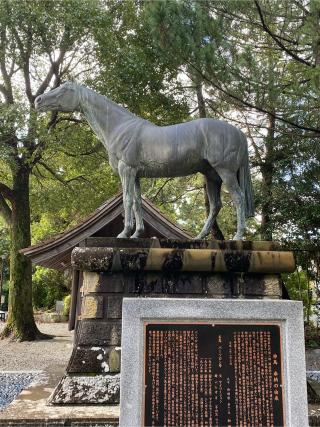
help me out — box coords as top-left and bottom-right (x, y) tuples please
(194, 232), (208, 240)
(117, 230), (130, 238)
(233, 234), (243, 241)
(130, 229), (144, 239)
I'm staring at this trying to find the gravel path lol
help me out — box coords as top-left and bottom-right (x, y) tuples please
(0, 323), (73, 409)
(0, 372), (47, 409)
(306, 349), (320, 371)
(0, 322), (73, 371)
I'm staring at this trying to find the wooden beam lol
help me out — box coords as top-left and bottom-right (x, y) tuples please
(68, 269), (80, 331)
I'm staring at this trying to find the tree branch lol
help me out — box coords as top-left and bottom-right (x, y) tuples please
(239, 113), (263, 162)
(0, 83), (8, 99)
(254, 0), (313, 67)
(0, 182), (14, 202)
(156, 186), (204, 206)
(150, 178), (174, 201)
(35, 48), (66, 98)
(48, 114), (85, 130)
(0, 28), (13, 103)
(8, 57), (18, 77)
(38, 161), (68, 185)
(292, 0), (309, 15)
(38, 161), (93, 188)
(0, 193), (12, 225)
(65, 175), (93, 186)
(11, 26), (34, 103)
(57, 143), (102, 158)
(23, 31), (34, 103)
(188, 62), (320, 135)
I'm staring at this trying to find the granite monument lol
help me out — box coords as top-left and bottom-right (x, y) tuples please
(120, 298), (308, 427)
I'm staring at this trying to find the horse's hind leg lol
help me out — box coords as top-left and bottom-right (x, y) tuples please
(215, 167), (246, 240)
(195, 172), (222, 239)
(117, 161), (136, 238)
(131, 178), (145, 238)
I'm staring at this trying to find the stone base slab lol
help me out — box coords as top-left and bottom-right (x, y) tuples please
(49, 374), (120, 405)
(72, 247), (295, 274)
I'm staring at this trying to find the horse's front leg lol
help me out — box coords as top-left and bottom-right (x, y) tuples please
(117, 161), (136, 238)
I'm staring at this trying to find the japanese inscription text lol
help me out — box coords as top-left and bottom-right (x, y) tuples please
(144, 323), (284, 427)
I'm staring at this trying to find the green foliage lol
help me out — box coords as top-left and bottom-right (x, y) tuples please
(272, 136), (320, 243)
(283, 270), (317, 322)
(0, 0), (110, 339)
(0, 219), (10, 259)
(283, 270), (310, 302)
(142, 174), (241, 239)
(93, 0), (189, 125)
(32, 267), (70, 310)
(1, 281), (9, 311)
(305, 324), (320, 349)
(30, 122), (120, 242)
(0, 0), (319, 338)
(63, 294), (71, 316)
(0, 219), (10, 310)
(144, 0), (320, 243)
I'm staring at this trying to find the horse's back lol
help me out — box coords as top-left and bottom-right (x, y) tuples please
(135, 117), (247, 177)
(162, 117), (246, 146)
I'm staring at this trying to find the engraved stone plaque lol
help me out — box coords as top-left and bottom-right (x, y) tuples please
(144, 323), (284, 427)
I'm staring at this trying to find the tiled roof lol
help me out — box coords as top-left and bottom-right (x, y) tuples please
(20, 193), (192, 269)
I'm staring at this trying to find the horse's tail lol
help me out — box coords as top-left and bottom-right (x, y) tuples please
(238, 134), (255, 218)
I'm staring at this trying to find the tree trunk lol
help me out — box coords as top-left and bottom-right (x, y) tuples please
(196, 83), (207, 119)
(1, 166), (43, 340)
(260, 165), (273, 240)
(260, 114), (275, 241)
(0, 257), (4, 310)
(196, 82), (225, 240)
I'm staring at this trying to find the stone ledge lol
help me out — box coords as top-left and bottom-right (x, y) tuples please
(72, 247), (295, 274)
(83, 237), (283, 251)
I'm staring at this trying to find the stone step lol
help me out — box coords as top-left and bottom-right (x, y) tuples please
(0, 421), (118, 427)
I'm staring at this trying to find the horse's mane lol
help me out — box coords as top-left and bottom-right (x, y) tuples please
(78, 84), (148, 123)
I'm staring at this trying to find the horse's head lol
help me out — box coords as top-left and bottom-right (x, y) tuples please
(34, 82), (80, 113)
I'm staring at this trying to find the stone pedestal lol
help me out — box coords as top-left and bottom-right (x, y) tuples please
(49, 238), (295, 405)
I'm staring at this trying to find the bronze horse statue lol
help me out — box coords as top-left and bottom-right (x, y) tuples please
(35, 82), (254, 239)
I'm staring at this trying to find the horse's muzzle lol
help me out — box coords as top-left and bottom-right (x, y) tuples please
(34, 95), (43, 110)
